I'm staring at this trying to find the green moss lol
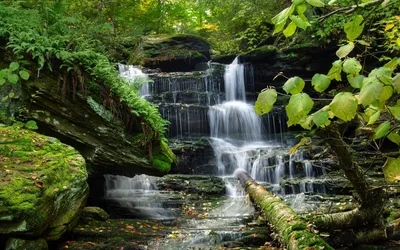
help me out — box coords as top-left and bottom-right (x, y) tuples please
(0, 126), (88, 238)
(151, 140), (176, 172)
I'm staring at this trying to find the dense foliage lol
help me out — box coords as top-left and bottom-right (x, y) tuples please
(0, 2), (168, 138)
(255, 0), (400, 181)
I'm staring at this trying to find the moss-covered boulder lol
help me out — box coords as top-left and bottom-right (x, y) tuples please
(0, 126), (89, 242)
(81, 207), (109, 222)
(132, 35), (211, 72)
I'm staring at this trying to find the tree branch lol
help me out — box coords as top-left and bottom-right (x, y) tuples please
(318, 0), (383, 22)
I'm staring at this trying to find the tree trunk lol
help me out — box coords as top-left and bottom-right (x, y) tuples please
(314, 122), (386, 229)
(235, 169), (333, 250)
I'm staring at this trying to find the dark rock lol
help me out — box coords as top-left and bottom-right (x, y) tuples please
(138, 35), (211, 72)
(81, 207), (109, 222)
(156, 174), (225, 195)
(5, 238), (48, 250)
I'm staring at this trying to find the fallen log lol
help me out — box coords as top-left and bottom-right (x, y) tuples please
(235, 169), (333, 250)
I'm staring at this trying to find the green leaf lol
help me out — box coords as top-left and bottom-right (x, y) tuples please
(9, 62), (20, 71)
(0, 69), (7, 79)
(274, 21), (286, 34)
(290, 15), (308, 30)
(313, 110), (330, 127)
(379, 85), (393, 103)
(344, 15), (364, 41)
(358, 81), (383, 106)
(388, 105), (400, 120)
(329, 92), (358, 121)
(299, 115), (314, 130)
(0, 78), (5, 86)
(7, 74), (19, 85)
(24, 120), (38, 130)
(292, 0), (305, 5)
(283, 76), (305, 94)
(388, 131), (400, 145)
(343, 58), (362, 74)
(306, 0), (325, 7)
(384, 57), (399, 71)
(283, 22), (297, 37)
(336, 44), (355, 59)
(255, 89), (278, 115)
(12, 121), (24, 128)
(364, 106), (381, 125)
(272, 5), (295, 25)
(369, 67), (392, 85)
(327, 60), (343, 81)
(8, 92), (15, 98)
(372, 121), (390, 140)
(296, 3), (307, 14)
(312, 74), (331, 92)
(383, 157), (400, 182)
(347, 75), (364, 89)
(393, 74), (400, 93)
(19, 70), (30, 80)
(286, 93), (314, 126)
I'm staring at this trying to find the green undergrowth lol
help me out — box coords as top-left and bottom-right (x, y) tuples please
(0, 125), (87, 232)
(152, 140), (176, 172)
(0, 2), (169, 142)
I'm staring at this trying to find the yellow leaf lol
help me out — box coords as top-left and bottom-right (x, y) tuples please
(385, 23), (395, 31)
(397, 37), (400, 46)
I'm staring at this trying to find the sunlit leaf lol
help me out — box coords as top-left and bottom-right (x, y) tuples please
(313, 110), (330, 127)
(329, 92), (358, 121)
(9, 62), (20, 71)
(255, 89), (277, 115)
(347, 75), (364, 89)
(283, 22), (297, 37)
(286, 93), (314, 126)
(306, 0), (325, 7)
(283, 76), (305, 94)
(312, 74), (331, 92)
(388, 131), (400, 145)
(344, 15), (364, 41)
(343, 58), (362, 74)
(372, 121), (390, 139)
(327, 60), (343, 81)
(382, 157), (400, 182)
(369, 67), (392, 85)
(358, 81), (383, 106)
(336, 44), (355, 58)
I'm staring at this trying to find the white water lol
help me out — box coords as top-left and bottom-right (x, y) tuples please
(104, 174), (177, 219)
(224, 57), (246, 101)
(118, 64), (152, 97)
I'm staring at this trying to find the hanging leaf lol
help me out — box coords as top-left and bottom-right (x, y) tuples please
(358, 81), (383, 106)
(347, 75), (364, 89)
(344, 15), (364, 41)
(7, 74), (19, 85)
(290, 15), (308, 30)
(313, 110), (330, 127)
(0, 78), (5, 86)
(283, 76), (305, 94)
(283, 22), (297, 37)
(286, 93), (314, 126)
(364, 105), (381, 125)
(369, 67), (392, 85)
(299, 115), (314, 130)
(382, 157), (400, 182)
(379, 86), (393, 103)
(372, 121), (390, 139)
(0, 69), (7, 79)
(336, 44), (355, 59)
(327, 60), (343, 81)
(384, 57), (399, 71)
(9, 62), (20, 71)
(329, 92), (358, 121)
(19, 70), (30, 80)
(393, 74), (400, 93)
(254, 89), (277, 115)
(272, 5), (295, 25)
(388, 131), (400, 145)
(24, 120), (39, 130)
(388, 105), (400, 120)
(343, 58), (362, 74)
(312, 74), (331, 92)
(306, 0), (325, 7)
(296, 4), (308, 14)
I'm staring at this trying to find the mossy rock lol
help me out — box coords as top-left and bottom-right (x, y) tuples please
(0, 126), (89, 240)
(135, 35), (211, 72)
(81, 207), (109, 222)
(156, 174), (225, 195)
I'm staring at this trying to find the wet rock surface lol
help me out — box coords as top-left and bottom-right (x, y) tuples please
(156, 174), (225, 195)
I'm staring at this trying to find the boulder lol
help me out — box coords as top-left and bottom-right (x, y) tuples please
(0, 126), (89, 242)
(135, 35), (211, 72)
(81, 207), (109, 221)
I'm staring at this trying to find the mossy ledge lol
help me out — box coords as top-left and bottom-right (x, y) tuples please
(0, 125), (89, 246)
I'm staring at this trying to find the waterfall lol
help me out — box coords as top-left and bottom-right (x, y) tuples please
(118, 64), (151, 97)
(224, 57), (246, 101)
(104, 174), (177, 219)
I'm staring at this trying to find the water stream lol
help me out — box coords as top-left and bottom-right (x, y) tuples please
(111, 59), (332, 248)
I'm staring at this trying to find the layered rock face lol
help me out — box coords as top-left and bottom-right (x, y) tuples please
(133, 35), (211, 72)
(0, 126), (89, 248)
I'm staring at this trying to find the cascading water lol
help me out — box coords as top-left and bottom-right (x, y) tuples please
(104, 174), (178, 219)
(118, 64), (151, 97)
